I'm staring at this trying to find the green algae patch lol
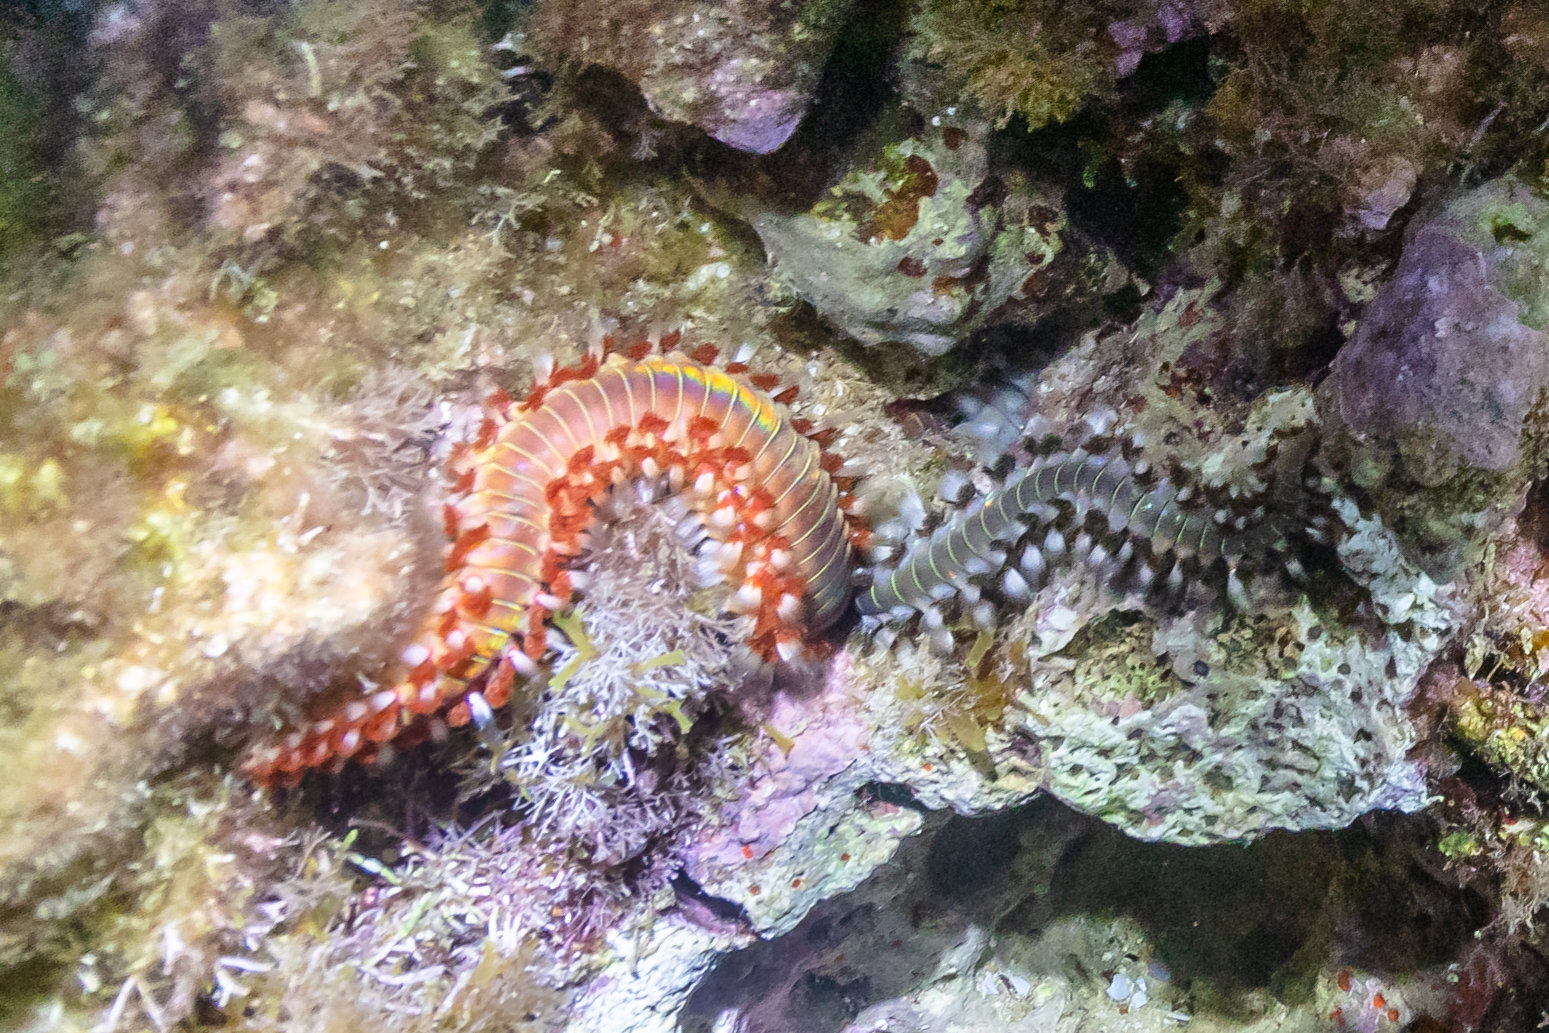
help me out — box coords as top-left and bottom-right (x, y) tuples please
(0, 57), (52, 263)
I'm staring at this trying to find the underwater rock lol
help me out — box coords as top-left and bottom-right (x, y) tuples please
(853, 285), (1460, 844)
(1321, 176), (1549, 579)
(906, 0), (1218, 131)
(1004, 497), (1453, 845)
(530, 0), (856, 154)
(754, 111), (1071, 356)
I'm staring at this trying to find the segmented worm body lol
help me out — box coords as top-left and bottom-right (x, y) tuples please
(859, 452), (1268, 618)
(242, 341), (864, 784)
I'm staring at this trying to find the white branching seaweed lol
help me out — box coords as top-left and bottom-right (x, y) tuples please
(461, 486), (752, 863)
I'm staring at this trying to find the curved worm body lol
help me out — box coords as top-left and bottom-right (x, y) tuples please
(859, 452), (1261, 617)
(243, 346), (863, 784)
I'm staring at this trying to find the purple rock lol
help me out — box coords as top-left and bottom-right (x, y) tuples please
(531, 0), (857, 154)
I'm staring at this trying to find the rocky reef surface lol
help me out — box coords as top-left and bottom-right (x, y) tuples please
(6, 1), (1549, 1032)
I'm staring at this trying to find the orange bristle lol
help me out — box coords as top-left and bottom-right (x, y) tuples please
(240, 347), (865, 787)
(409, 657), (438, 686)
(484, 660), (515, 707)
(446, 523), (491, 570)
(773, 385), (799, 405)
(487, 386), (514, 415)
(462, 585), (493, 619)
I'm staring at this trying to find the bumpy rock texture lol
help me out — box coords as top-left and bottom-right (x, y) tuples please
(530, 0), (856, 153)
(754, 110), (1077, 355)
(1321, 176), (1549, 579)
(11, 0), (1549, 1031)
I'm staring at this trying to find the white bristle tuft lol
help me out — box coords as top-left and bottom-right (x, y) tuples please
(1001, 566), (1031, 602)
(1227, 566), (1248, 609)
(1019, 544), (1045, 583)
(660, 494), (691, 522)
(937, 469), (974, 505)
(733, 583), (763, 613)
(929, 627), (955, 656)
(992, 519), (1027, 542)
(676, 514), (705, 541)
(1085, 408), (1118, 436)
(971, 602), (996, 629)
(467, 691), (494, 729)
(716, 539), (744, 568)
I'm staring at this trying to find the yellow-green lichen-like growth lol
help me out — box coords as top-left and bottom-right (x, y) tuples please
(1452, 681), (1549, 797)
(907, 0), (1117, 130)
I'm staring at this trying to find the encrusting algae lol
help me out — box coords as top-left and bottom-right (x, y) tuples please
(12, 0), (1549, 1029)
